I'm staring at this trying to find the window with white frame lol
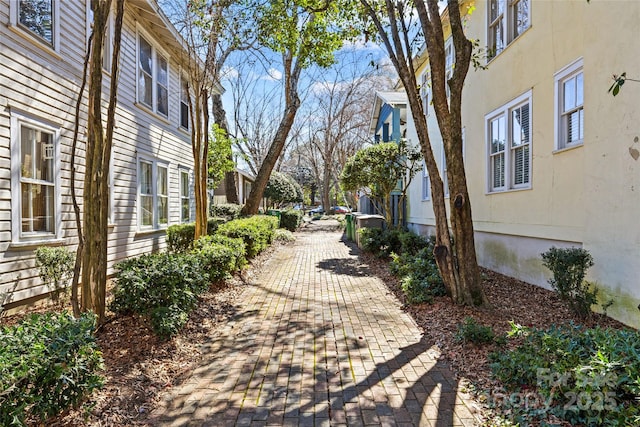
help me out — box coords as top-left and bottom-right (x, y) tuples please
(180, 170), (190, 222)
(138, 33), (169, 118)
(487, 0), (530, 60)
(10, 115), (60, 240)
(11, 0), (60, 50)
(445, 38), (455, 99)
(138, 158), (169, 229)
(420, 70), (430, 117)
(180, 77), (190, 130)
(555, 59), (584, 150)
(486, 91), (531, 192)
(421, 161), (430, 201)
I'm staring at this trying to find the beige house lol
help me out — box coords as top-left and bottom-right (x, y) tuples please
(212, 169), (254, 205)
(403, 0), (640, 328)
(0, 0), (217, 308)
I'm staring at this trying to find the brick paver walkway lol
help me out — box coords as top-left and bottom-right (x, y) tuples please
(151, 222), (482, 426)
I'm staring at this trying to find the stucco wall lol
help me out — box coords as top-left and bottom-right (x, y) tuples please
(405, 0), (640, 328)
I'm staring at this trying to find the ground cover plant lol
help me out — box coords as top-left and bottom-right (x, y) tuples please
(0, 312), (104, 426)
(489, 323), (640, 426)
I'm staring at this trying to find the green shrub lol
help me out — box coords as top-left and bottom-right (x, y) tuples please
(193, 239), (239, 282)
(110, 252), (209, 337)
(280, 209), (303, 231)
(455, 317), (496, 345)
(274, 229), (296, 243)
(207, 217), (227, 234)
(391, 245), (445, 304)
(150, 305), (189, 339)
(166, 218), (228, 253)
(0, 312), (104, 426)
(359, 228), (399, 258)
(166, 223), (195, 253)
(210, 203), (242, 219)
(216, 216), (278, 258)
(195, 234), (247, 272)
(489, 323), (640, 426)
(541, 247), (597, 318)
(398, 231), (430, 256)
(34, 246), (75, 303)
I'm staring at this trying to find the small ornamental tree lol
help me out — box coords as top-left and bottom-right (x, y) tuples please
(341, 140), (422, 226)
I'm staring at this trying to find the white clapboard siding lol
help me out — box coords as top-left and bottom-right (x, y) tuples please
(0, 0), (201, 304)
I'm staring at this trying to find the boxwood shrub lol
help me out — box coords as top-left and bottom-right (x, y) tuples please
(195, 234), (247, 272)
(210, 203), (242, 220)
(166, 217), (228, 253)
(280, 209), (303, 231)
(0, 312), (104, 426)
(216, 216), (278, 258)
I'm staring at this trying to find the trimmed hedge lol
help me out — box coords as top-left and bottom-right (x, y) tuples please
(280, 209), (303, 231)
(216, 216), (279, 258)
(194, 235), (247, 280)
(210, 203), (242, 220)
(166, 217), (228, 253)
(0, 312), (104, 426)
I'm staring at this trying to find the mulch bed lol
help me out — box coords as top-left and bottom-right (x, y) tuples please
(361, 251), (627, 425)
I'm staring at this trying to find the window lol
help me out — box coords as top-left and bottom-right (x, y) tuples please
(180, 170), (190, 222)
(138, 33), (169, 118)
(555, 59), (584, 150)
(10, 114), (60, 242)
(487, 0), (530, 60)
(445, 38), (455, 99)
(138, 158), (169, 229)
(486, 91), (531, 192)
(420, 70), (430, 117)
(86, 1), (113, 71)
(11, 0), (60, 50)
(180, 77), (190, 130)
(421, 162), (430, 201)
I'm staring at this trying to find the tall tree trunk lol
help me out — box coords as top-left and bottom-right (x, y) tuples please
(417, 0), (486, 305)
(322, 161), (332, 213)
(361, 0), (486, 306)
(211, 93), (239, 204)
(241, 55), (302, 215)
(81, 0), (125, 324)
(192, 88), (210, 239)
(70, 32), (93, 317)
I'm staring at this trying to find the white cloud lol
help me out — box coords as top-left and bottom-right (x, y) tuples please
(262, 68), (283, 81)
(220, 65), (239, 80)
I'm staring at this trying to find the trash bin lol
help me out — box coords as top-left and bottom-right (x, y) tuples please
(345, 213), (353, 241)
(267, 209), (281, 226)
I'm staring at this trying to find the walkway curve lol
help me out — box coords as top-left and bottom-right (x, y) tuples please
(150, 222), (481, 426)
